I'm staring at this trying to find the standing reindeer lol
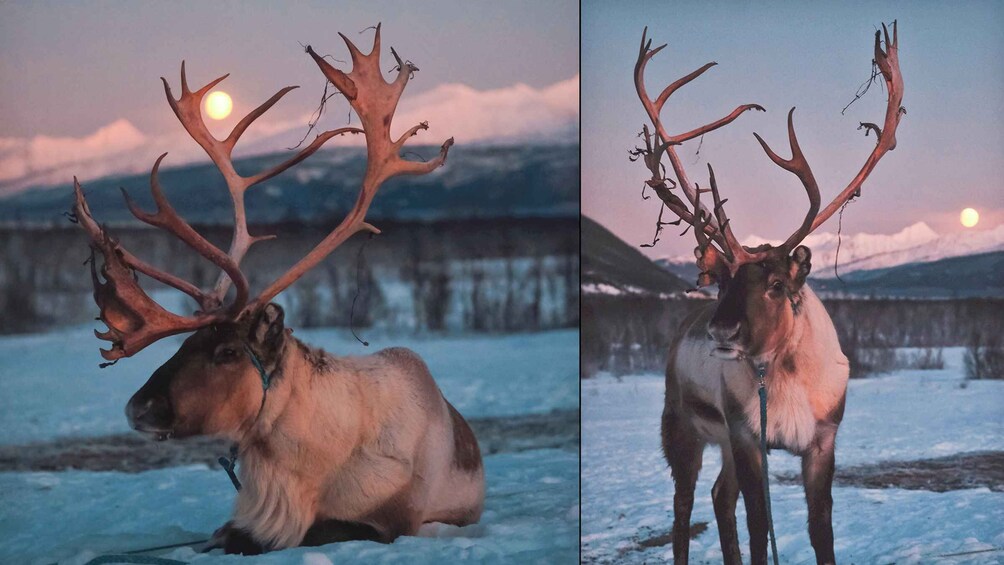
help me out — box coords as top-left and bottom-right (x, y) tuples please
(632, 23), (904, 565)
(73, 26), (483, 555)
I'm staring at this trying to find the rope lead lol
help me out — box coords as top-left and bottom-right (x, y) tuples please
(756, 363), (780, 565)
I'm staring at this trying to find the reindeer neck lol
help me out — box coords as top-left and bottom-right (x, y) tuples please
(238, 334), (348, 451)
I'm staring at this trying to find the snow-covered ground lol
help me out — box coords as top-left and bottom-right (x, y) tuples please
(582, 349), (1004, 564)
(0, 327), (579, 564)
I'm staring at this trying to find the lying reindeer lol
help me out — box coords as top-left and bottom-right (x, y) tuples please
(632, 22), (904, 565)
(73, 25), (483, 554)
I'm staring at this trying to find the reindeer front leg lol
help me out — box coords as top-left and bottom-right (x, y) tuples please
(201, 521), (267, 555)
(712, 450), (743, 565)
(731, 435), (768, 565)
(802, 423), (838, 565)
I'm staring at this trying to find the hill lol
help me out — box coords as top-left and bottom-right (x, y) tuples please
(582, 215), (690, 296)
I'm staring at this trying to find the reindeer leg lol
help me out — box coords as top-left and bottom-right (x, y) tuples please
(662, 408), (705, 564)
(201, 521), (265, 555)
(713, 448), (742, 565)
(803, 423), (838, 565)
(732, 437), (768, 565)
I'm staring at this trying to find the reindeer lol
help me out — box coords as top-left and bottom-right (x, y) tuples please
(632, 22), (904, 565)
(72, 26), (484, 555)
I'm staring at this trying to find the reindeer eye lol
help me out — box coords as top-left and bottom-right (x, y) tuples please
(214, 347), (239, 364)
(769, 280), (785, 294)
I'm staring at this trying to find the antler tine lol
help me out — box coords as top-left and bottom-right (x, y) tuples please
(75, 177), (210, 307)
(249, 25), (453, 312)
(654, 62), (716, 113)
(689, 184), (733, 286)
(752, 108), (821, 253)
(673, 103), (766, 145)
(811, 20), (904, 231)
(120, 154), (249, 314)
(337, 29), (370, 69)
(706, 163), (745, 264)
(246, 126), (364, 187)
(225, 86), (299, 152)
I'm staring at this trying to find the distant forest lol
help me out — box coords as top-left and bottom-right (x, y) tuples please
(582, 294), (1004, 378)
(1, 218), (578, 335)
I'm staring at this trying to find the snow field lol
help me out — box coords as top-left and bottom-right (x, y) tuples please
(582, 349), (1004, 564)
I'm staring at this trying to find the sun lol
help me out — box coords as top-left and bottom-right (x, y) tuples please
(205, 91), (233, 120)
(960, 207), (980, 228)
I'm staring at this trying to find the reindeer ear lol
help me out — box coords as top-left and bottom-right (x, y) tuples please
(249, 303), (285, 351)
(788, 245), (812, 289)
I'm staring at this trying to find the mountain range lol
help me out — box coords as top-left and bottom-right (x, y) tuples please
(0, 143), (578, 225)
(658, 222), (1004, 291)
(0, 76), (579, 197)
(810, 251), (1004, 298)
(588, 215), (1004, 299)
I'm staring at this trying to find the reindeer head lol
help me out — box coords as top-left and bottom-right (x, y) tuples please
(633, 22), (903, 360)
(705, 245), (812, 359)
(75, 25), (452, 439)
(126, 304), (286, 440)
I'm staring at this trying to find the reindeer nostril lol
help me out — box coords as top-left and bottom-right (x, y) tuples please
(127, 395), (172, 429)
(708, 323), (741, 343)
(727, 324), (740, 340)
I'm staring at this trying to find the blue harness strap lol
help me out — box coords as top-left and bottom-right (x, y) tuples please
(216, 345), (273, 492)
(217, 443), (242, 492)
(755, 363), (781, 565)
(243, 343), (272, 390)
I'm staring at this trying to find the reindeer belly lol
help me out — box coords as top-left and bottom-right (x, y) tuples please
(318, 451), (417, 522)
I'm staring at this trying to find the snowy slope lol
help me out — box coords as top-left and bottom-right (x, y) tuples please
(582, 350), (1004, 564)
(659, 222), (1004, 277)
(581, 215), (691, 297)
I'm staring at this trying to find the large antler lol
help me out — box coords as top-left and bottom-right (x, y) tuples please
(246, 23), (452, 311)
(633, 26), (766, 280)
(75, 177), (238, 361)
(635, 22), (904, 285)
(751, 21), (903, 250)
(813, 21), (904, 230)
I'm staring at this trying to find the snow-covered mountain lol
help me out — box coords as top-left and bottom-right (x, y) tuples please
(659, 222), (1004, 278)
(0, 76), (578, 198)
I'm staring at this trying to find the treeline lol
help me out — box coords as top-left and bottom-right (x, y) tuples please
(0, 218), (579, 334)
(582, 294), (1004, 378)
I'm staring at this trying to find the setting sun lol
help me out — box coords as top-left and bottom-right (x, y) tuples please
(960, 207), (980, 228)
(204, 91), (232, 120)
